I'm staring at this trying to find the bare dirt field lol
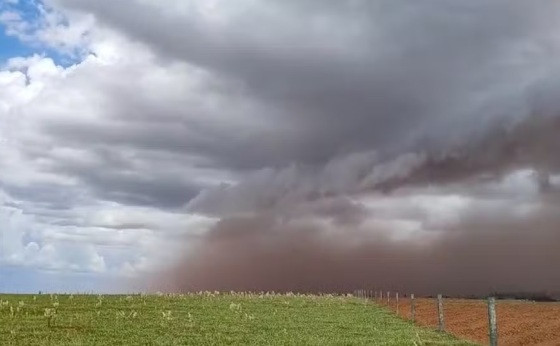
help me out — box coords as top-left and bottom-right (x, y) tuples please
(382, 297), (560, 345)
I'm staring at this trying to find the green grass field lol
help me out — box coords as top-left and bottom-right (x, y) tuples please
(0, 293), (473, 345)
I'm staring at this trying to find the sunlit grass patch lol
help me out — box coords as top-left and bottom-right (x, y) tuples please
(0, 292), (475, 345)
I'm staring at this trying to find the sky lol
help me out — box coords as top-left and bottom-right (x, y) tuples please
(1, 0), (560, 294)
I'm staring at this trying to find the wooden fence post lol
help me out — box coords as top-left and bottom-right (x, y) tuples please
(437, 294), (445, 332)
(410, 294), (416, 322)
(396, 292), (399, 315)
(387, 291), (390, 305)
(488, 297), (498, 346)
(380, 291), (383, 301)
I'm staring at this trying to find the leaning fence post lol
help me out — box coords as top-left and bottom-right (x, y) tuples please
(410, 294), (416, 322)
(437, 294), (445, 332)
(488, 297), (498, 346)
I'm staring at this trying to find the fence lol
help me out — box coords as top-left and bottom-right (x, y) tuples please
(353, 290), (498, 346)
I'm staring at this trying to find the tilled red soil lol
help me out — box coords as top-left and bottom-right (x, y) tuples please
(379, 297), (560, 345)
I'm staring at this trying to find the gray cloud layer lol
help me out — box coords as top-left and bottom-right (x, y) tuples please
(57, 0), (560, 171)
(42, 0), (560, 217)
(4, 0), (560, 290)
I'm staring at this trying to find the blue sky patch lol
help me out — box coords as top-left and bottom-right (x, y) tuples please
(0, 266), (118, 294)
(0, 0), (82, 67)
(0, 27), (34, 63)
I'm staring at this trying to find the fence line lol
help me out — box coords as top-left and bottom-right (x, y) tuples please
(437, 294), (445, 332)
(356, 289), (499, 345)
(488, 297), (498, 346)
(410, 294), (415, 322)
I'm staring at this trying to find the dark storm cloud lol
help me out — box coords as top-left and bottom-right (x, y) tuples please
(41, 146), (202, 209)
(38, 0), (560, 218)
(1, 182), (81, 211)
(78, 170), (201, 208)
(15, 127), (204, 210)
(57, 0), (560, 171)
(185, 150), (410, 215)
(184, 118), (560, 217)
(376, 114), (560, 192)
(41, 115), (301, 171)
